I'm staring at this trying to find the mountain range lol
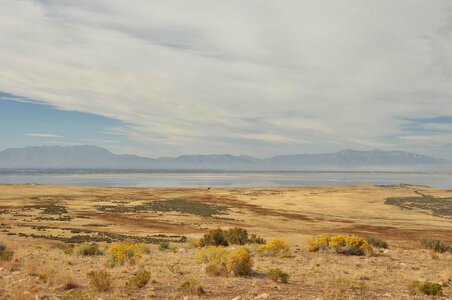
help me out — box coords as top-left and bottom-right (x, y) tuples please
(0, 145), (449, 171)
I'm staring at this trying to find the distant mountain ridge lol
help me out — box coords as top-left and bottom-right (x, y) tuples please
(0, 145), (448, 170)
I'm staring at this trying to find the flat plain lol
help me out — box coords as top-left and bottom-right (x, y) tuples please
(0, 184), (451, 299)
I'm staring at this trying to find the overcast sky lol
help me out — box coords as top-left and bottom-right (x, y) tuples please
(1, 0), (451, 158)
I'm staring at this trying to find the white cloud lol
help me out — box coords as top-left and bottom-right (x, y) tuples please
(23, 133), (62, 138)
(1, 0), (452, 157)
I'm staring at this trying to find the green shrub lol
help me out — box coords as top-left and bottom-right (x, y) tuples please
(267, 268), (289, 283)
(126, 270), (151, 289)
(419, 237), (452, 253)
(179, 278), (205, 295)
(365, 235), (388, 249)
(249, 233), (266, 244)
(73, 243), (101, 256)
(408, 281), (443, 296)
(87, 270), (112, 292)
(225, 227), (249, 245)
(200, 228), (229, 246)
(199, 227), (266, 247)
(0, 241), (6, 251)
(159, 241), (170, 251)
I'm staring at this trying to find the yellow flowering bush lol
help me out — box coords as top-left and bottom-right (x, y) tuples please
(107, 242), (146, 265)
(307, 235), (373, 256)
(198, 246), (253, 277)
(256, 238), (291, 257)
(227, 246), (253, 276)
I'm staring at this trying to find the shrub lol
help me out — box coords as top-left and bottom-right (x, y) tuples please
(256, 238), (290, 257)
(198, 246), (253, 277)
(55, 243), (74, 255)
(419, 237), (452, 253)
(0, 242), (14, 262)
(249, 233), (266, 245)
(198, 246), (229, 264)
(198, 227), (266, 247)
(126, 270), (151, 289)
(73, 243), (102, 256)
(408, 281), (443, 296)
(365, 235), (389, 249)
(200, 228), (229, 247)
(308, 235), (373, 256)
(159, 241), (170, 251)
(87, 270), (112, 292)
(107, 242), (145, 265)
(179, 278), (205, 296)
(190, 239), (202, 248)
(267, 268), (289, 283)
(225, 227), (249, 245)
(307, 235), (330, 252)
(227, 246), (253, 276)
(60, 290), (90, 300)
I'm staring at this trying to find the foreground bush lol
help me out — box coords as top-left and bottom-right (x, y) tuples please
(107, 242), (146, 265)
(126, 269), (151, 289)
(227, 247), (253, 276)
(73, 243), (102, 256)
(87, 270), (112, 292)
(198, 227), (266, 247)
(419, 237), (452, 253)
(256, 238), (290, 257)
(308, 235), (373, 256)
(198, 246), (253, 276)
(408, 281), (443, 296)
(0, 241), (14, 261)
(267, 268), (289, 283)
(60, 290), (90, 300)
(365, 235), (389, 249)
(179, 278), (205, 296)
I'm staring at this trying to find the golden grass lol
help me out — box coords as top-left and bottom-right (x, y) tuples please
(0, 184), (451, 299)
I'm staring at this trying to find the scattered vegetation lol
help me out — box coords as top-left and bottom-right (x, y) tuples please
(197, 227), (266, 247)
(256, 238), (290, 257)
(179, 278), (205, 296)
(55, 243), (75, 254)
(126, 269), (151, 289)
(87, 270), (112, 292)
(107, 242), (146, 266)
(308, 235), (373, 256)
(96, 198), (229, 217)
(408, 281), (443, 296)
(365, 235), (389, 249)
(385, 195), (452, 217)
(0, 241), (14, 261)
(73, 243), (102, 256)
(419, 237), (452, 253)
(267, 268), (289, 283)
(26, 203), (68, 214)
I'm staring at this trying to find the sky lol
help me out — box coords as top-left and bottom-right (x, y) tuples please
(0, 0), (452, 159)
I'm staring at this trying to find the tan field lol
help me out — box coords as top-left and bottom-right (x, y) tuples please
(0, 184), (451, 299)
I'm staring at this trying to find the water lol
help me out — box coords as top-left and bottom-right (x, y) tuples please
(0, 170), (451, 188)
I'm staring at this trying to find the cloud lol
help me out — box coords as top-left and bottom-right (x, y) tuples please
(24, 133), (62, 138)
(1, 0), (452, 157)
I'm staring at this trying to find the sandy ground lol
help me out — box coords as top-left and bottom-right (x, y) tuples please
(0, 184), (451, 299)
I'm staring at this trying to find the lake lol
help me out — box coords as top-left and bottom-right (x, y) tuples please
(0, 170), (451, 188)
